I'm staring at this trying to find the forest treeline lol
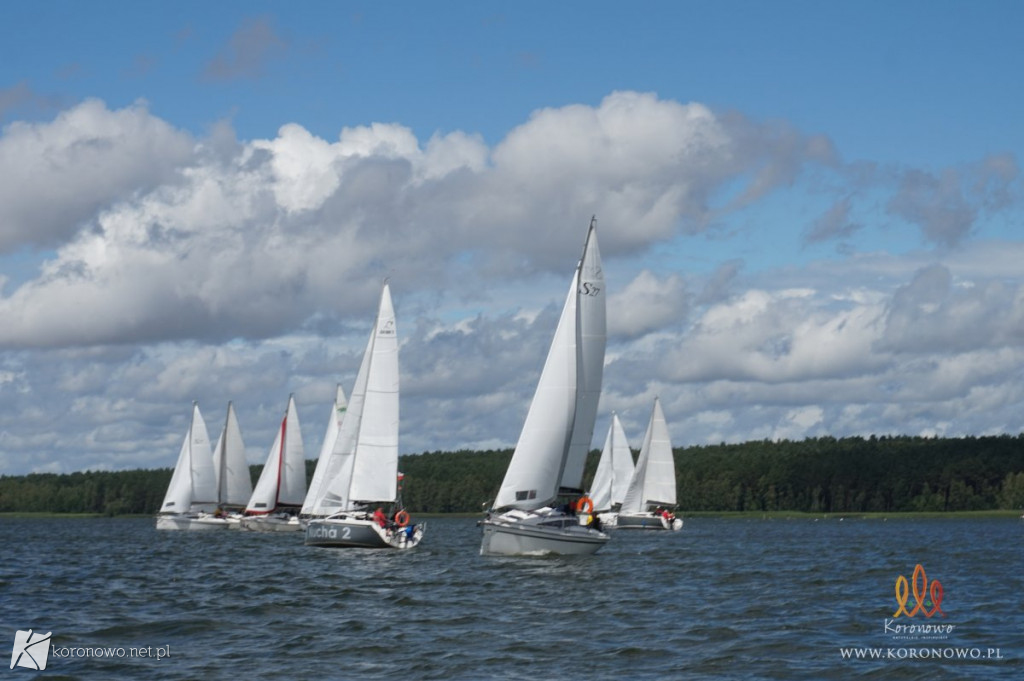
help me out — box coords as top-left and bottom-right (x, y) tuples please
(1, 435), (1023, 516)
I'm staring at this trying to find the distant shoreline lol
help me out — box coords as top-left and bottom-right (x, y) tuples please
(2, 510), (1020, 520)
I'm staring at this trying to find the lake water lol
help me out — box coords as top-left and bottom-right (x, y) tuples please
(1, 516), (1021, 680)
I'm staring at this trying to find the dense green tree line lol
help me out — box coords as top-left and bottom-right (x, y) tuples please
(1, 435), (1022, 515)
(675, 435), (1024, 513)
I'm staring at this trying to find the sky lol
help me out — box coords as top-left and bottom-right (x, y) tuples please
(1, 1), (1023, 476)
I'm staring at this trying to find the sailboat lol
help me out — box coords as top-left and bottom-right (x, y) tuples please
(240, 395), (307, 532)
(587, 412), (635, 528)
(480, 218), (609, 556)
(305, 282), (423, 550)
(299, 384), (348, 523)
(193, 402), (254, 528)
(155, 403), (219, 531)
(615, 397), (683, 531)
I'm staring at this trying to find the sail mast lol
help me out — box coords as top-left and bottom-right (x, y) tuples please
(558, 216), (606, 494)
(275, 405), (287, 509)
(493, 217), (605, 510)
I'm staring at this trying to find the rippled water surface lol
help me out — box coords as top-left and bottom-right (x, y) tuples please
(1, 516), (1021, 680)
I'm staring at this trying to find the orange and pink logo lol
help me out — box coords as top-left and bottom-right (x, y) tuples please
(893, 564), (945, 618)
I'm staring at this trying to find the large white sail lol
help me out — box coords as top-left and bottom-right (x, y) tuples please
(560, 224), (606, 492)
(301, 385), (348, 515)
(318, 326), (374, 513)
(348, 283), (400, 504)
(212, 402), (253, 508)
(494, 219), (605, 510)
(319, 283), (400, 510)
(246, 413), (284, 513)
(278, 395), (306, 505)
(589, 413), (634, 512)
(494, 272), (578, 510)
(160, 403), (215, 513)
(246, 395), (306, 513)
(620, 397), (677, 513)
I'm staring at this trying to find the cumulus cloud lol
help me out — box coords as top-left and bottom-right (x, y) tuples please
(608, 270), (690, 339)
(3, 92), (1024, 474)
(878, 263), (1024, 354)
(0, 98), (195, 252)
(657, 287), (885, 385)
(0, 92), (838, 349)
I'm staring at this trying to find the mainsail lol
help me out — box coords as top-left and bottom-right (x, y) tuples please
(211, 402), (253, 508)
(588, 412), (634, 512)
(319, 283), (400, 511)
(494, 219), (606, 510)
(301, 384), (348, 516)
(620, 397), (677, 513)
(160, 403), (215, 513)
(245, 395), (306, 514)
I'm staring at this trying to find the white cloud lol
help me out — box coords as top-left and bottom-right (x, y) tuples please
(608, 270), (689, 339)
(0, 98), (195, 252)
(1, 94), (1023, 474)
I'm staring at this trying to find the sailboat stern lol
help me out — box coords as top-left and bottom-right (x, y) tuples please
(155, 513), (230, 531)
(305, 511), (424, 550)
(615, 511), (684, 531)
(479, 508), (609, 556)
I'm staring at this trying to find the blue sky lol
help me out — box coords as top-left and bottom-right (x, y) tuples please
(1, 1), (1023, 475)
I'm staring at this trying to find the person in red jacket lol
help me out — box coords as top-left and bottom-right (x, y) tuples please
(373, 507), (387, 527)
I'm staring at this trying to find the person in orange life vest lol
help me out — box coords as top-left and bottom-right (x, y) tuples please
(373, 507), (387, 527)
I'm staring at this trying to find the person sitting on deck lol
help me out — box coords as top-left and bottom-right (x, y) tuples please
(373, 507), (388, 527)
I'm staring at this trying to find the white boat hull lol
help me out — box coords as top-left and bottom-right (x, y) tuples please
(480, 509), (609, 556)
(305, 512), (423, 550)
(615, 512), (683, 531)
(155, 514), (229, 531)
(239, 514), (303, 532)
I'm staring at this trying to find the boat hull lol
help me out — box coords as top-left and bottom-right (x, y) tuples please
(480, 510), (609, 556)
(155, 514), (229, 531)
(239, 515), (303, 532)
(615, 512), (683, 531)
(305, 514), (423, 550)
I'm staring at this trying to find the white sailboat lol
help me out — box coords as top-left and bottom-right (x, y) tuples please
(305, 282), (423, 550)
(587, 412), (635, 528)
(299, 384), (348, 521)
(616, 397), (683, 531)
(480, 217), (609, 556)
(193, 402), (253, 528)
(156, 403), (219, 531)
(240, 395), (306, 532)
